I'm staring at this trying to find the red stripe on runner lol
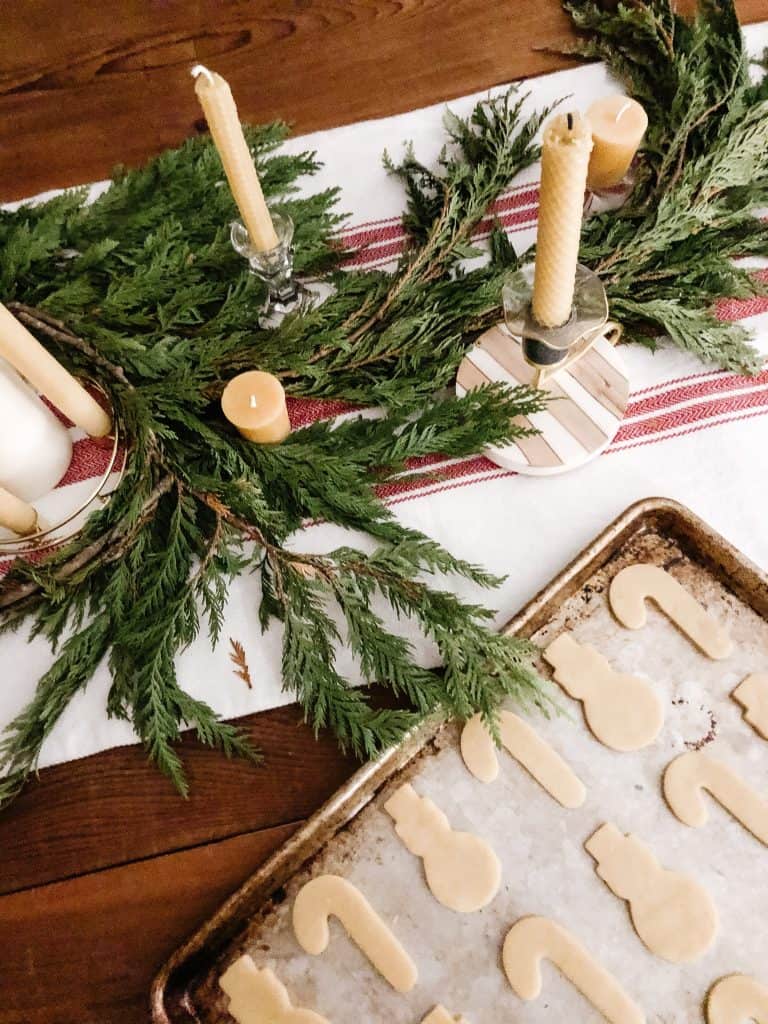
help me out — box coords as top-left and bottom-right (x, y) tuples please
(607, 405), (768, 455)
(615, 387), (768, 444)
(340, 186), (541, 252)
(286, 396), (362, 428)
(340, 180), (538, 235)
(716, 269), (768, 322)
(625, 371), (768, 418)
(341, 206), (539, 268)
(57, 437), (124, 488)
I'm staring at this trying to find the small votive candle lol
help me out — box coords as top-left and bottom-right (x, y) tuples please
(221, 370), (291, 444)
(586, 95), (648, 191)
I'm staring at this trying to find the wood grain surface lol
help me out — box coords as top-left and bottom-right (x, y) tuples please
(1, 3), (767, 1023)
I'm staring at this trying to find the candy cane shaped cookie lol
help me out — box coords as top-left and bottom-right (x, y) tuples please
(460, 711), (586, 808)
(502, 916), (645, 1024)
(664, 750), (768, 846)
(292, 874), (417, 992)
(609, 564), (732, 659)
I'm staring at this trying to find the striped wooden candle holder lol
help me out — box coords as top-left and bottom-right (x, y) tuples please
(456, 322), (629, 476)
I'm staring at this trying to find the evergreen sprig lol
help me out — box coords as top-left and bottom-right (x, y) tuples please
(565, 0), (768, 372)
(0, 93), (551, 806)
(2, 1), (765, 805)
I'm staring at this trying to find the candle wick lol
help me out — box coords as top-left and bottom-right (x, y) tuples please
(615, 100), (633, 123)
(567, 112), (574, 131)
(191, 64), (215, 84)
(249, 394), (258, 409)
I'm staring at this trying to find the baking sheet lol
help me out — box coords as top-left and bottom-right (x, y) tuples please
(153, 499), (768, 1023)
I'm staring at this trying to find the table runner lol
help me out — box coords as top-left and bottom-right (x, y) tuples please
(3, 26), (768, 773)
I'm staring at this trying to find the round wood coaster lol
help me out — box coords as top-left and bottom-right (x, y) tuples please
(456, 323), (629, 476)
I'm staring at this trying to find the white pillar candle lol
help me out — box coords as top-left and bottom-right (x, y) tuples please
(0, 303), (112, 438)
(0, 357), (72, 502)
(192, 65), (279, 252)
(587, 95), (648, 191)
(532, 111), (593, 329)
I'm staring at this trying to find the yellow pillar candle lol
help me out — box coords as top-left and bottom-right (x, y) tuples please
(0, 304), (111, 438)
(0, 485), (37, 536)
(192, 65), (279, 252)
(532, 111), (593, 329)
(587, 95), (648, 191)
(221, 371), (291, 443)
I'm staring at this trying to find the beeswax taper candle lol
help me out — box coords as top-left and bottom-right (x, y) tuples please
(531, 112), (593, 329)
(0, 303), (111, 438)
(192, 65), (279, 252)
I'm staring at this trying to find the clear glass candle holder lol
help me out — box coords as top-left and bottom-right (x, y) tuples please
(230, 211), (308, 327)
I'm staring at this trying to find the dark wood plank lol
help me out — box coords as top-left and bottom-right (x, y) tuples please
(0, 821), (299, 1024)
(0, 0), (580, 200)
(0, 704), (356, 897)
(2, 0), (765, 201)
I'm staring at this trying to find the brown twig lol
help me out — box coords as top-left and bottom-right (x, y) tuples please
(0, 474), (174, 609)
(7, 302), (131, 388)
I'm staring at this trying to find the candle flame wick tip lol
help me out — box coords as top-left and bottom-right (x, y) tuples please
(567, 112), (574, 131)
(191, 64), (215, 84)
(615, 99), (634, 123)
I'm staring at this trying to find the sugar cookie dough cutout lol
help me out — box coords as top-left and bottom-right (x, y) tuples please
(707, 973), (768, 1023)
(543, 632), (664, 751)
(292, 874), (417, 992)
(733, 673), (768, 740)
(609, 563), (733, 660)
(421, 1005), (469, 1023)
(663, 750), (768, 847)
(384, 782), (500, 913)
(585, 823), (718, 963)
(460, 711), (586, 808)
(219, 956), (330, 1024)
(502, 915), (645, 1024)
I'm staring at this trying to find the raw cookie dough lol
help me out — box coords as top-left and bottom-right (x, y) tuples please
(292, 874), (417, 992)
(707, 973), (768, 1023)
(421, 1006), (468, 1023)
(609, 563), (733, 660)
(585, 823), (718, 963)
(384, 782), (501, 912)
(460, 711), (586, 808)
(219, 956), (330, 1024)
(502, 915), (645, 1024)
(543, 632), (664, 751)
(663, 750), (768, 847)
(732, 673), (768, 739)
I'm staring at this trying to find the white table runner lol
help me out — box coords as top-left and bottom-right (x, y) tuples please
(3, 24), (768, 773)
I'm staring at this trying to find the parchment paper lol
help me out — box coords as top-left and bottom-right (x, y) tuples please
(232, 531), (768, 1023)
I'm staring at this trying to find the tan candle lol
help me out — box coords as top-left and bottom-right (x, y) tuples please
(192, 65), (279, 252)
(0, 303), (112, 438)
(0, 485), (37, 536)
(531, 111), (593, 329)
(587, 95), (648, 191)
(221, 371), (291, 443)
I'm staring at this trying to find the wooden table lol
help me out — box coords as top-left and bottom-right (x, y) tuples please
(1, 2), (765, 1020)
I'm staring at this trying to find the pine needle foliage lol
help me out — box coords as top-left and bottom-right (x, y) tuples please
(0, 95), (551, 807)
(565, 0), (768, 372)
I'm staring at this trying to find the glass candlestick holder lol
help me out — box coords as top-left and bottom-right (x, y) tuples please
(230, 212), (308, 328)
